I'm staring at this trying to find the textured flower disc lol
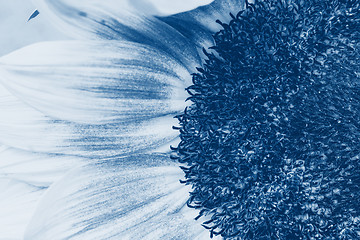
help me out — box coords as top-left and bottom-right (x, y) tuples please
(173, 0), (360, 239)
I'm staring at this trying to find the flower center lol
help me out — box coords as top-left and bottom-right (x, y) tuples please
(173, 0), (360, 239)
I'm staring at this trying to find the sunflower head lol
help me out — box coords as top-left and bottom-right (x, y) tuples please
(174, 0), (360, 238)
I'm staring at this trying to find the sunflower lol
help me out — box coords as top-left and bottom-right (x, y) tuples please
(1, 0), (360, 239)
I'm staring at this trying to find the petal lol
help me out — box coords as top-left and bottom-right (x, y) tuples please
(0, 147), (83, 239)
(31, 0), (202, 69)
(0, 41), (190, 124)
(0, 84), (179, 157)
(130, 0), (214, 16)
(152, 136), (180, 153)
(159, 0), (248, 50)
(0, 179), (44, 239)
(25, 154), (208, 239)
(167, 0), (247, 32)
(0, 145), (85, 187)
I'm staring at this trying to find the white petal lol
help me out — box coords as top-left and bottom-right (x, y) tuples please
(160, 0), (247, 50)
(130, 0), (214, 16)
(0, 41), (190, 124)
(33, 0), (214, 17)
(0, 146), (84, 239)
(170, 0), (247, 32)
(0, 179), (44, 239)
(0, 145), (85, 187)
(152, 137), (180, 153)
(0, 83), (179, 157)
(25, 154), (208, 239)
(31, 0), (202, 69)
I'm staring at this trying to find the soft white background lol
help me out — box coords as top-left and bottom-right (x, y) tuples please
(0, 0), (68, 56)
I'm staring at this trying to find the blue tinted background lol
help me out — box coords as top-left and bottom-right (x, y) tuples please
(0, 0), (68, 56)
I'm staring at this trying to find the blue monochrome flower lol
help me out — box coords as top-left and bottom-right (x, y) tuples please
(0, 0), (359, 239)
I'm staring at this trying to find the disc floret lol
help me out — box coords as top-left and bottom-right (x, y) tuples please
(173, 0), (360, 239)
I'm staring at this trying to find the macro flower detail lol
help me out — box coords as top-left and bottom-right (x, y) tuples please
(174, 0), (360, 239)
(0, 0), (240, 239)
(0, 0), (359, 240)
